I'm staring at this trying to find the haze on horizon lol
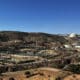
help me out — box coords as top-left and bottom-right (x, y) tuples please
(0, 0), (80, 34)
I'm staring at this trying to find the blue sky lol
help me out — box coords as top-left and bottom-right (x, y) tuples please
(0, 0), (80, 34)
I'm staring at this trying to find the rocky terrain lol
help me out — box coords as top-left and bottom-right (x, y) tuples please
(0, 31), (80, 80)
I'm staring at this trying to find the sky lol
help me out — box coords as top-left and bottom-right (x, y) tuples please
(0, 0), (80, 34)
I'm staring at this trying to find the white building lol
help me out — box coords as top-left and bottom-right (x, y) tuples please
(69, 33), (77, 38)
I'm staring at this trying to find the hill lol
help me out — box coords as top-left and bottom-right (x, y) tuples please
(0, 31), (67, 43)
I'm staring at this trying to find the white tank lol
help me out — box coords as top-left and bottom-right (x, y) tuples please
(69, 33), (76, 38)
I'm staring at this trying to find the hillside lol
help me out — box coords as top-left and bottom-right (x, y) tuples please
(0, 31), (80, 78)
(0, 31), (67, 43)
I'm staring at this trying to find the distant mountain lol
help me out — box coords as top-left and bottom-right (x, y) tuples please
(0, 31), (67, 43)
